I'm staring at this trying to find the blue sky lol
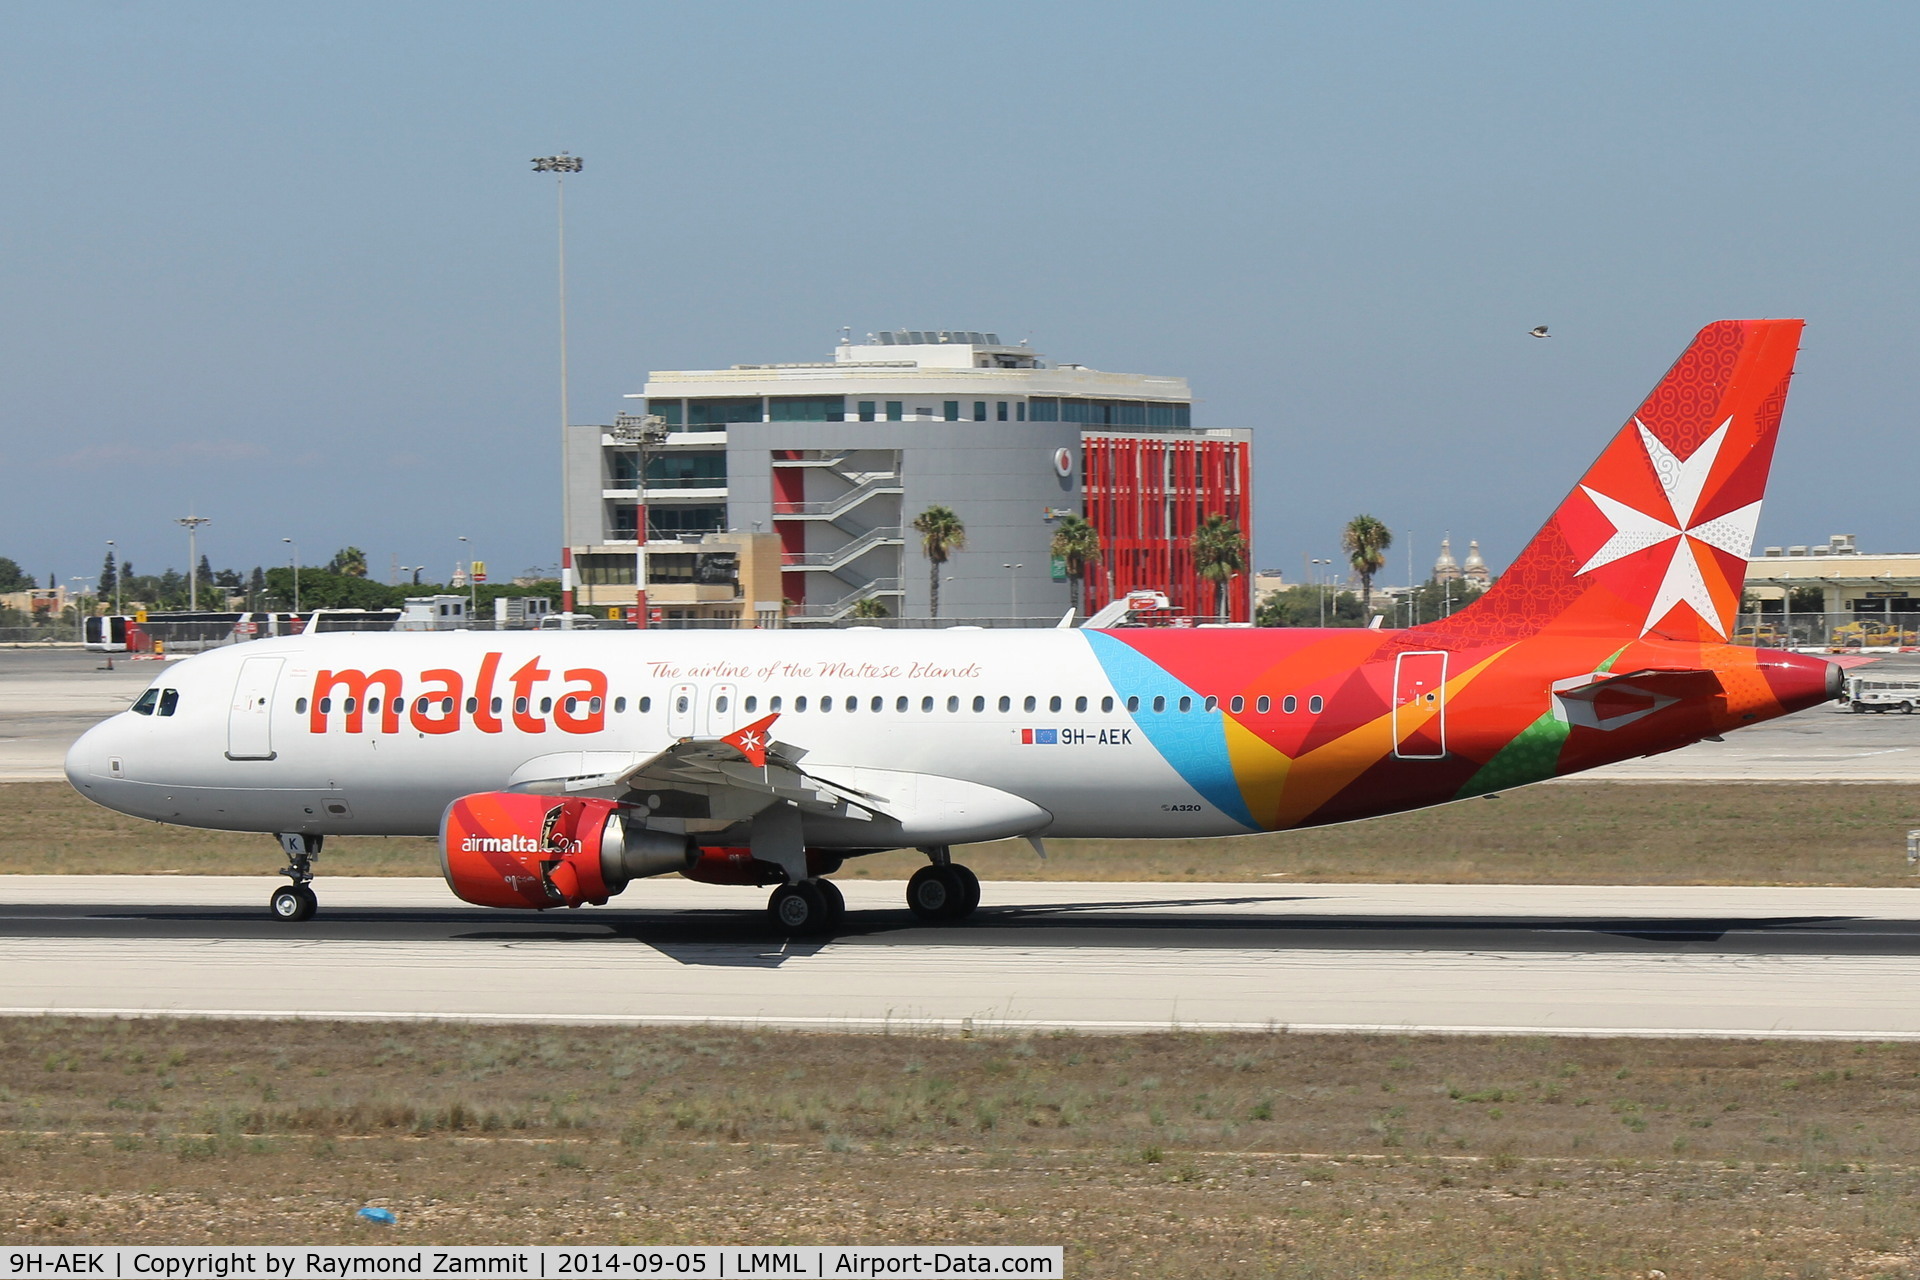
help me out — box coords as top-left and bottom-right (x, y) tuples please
(4, 2), (1918, 589)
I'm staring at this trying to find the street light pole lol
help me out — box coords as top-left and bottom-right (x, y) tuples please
(106, 541), (119, 615)
(176, 513), (210, 612)
(610, 413), (668, 629)
(533, 152), (584, 628)
(1311, 558), (1331, 627)
(1003, 563), (1023, 624)
(282, 538), (300, 613)
(459, 536), (476, 616)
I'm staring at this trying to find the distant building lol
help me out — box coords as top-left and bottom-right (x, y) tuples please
(1748, 534), (1920, 616)
(1432, 535), (1491, 587)
(563, 330), (1254, 625)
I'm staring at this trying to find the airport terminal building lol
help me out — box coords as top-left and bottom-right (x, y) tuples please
(563, 331), (1253, 626)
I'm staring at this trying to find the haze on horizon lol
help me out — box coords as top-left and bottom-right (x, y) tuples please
(3, 2), (1917, 591)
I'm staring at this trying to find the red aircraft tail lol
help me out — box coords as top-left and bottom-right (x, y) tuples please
(1430, 318), (1804, 645)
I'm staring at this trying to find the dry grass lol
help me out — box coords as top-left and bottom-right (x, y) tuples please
(1, 1018), (1918, 1275)
(14, 780), (1920, 885)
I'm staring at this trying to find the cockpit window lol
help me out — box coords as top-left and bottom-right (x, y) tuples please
(157, 689), (180, 717)
(131, 688), (159, 716)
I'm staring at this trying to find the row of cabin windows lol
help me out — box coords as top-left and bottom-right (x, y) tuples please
(293, 691), (1327, 719)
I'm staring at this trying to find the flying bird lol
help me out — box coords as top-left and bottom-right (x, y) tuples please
(1529, 325), (1551, 339)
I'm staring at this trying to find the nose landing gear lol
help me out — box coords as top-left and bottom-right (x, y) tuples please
(271, 832), (322, 922)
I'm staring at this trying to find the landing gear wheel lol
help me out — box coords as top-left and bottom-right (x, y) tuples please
(907, 865), (970, 923)
(952, 864), (981, 916)
(769, 881), (829, 935)
(270, 884), (316, 922)
(813, 878), (846, 929)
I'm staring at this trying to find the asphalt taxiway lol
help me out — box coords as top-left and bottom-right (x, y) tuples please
(4, 876), (1920, 1038)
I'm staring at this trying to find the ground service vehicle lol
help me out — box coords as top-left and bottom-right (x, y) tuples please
(66, 320), (1840, 933)
(1840, 674), (1920, 713)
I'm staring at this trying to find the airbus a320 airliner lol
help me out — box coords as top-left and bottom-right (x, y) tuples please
(66, 319), (1839, 933)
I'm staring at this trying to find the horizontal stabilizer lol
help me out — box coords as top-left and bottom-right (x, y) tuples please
(1550, 668), (1722, 731)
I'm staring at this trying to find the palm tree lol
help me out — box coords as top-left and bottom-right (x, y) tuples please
(1048, 514), (1102, 617)
(1341, 514), (1393, 616)
(911, 505), (967, 619)
(1190, 513), (1248, 619)
(327, 546), (369, 578)
(848, 597), (890, 620)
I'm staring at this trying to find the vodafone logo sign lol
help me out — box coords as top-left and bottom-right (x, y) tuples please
(1052, 447), (1074, 479)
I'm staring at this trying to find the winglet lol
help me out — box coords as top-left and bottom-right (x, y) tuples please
(722, 713), (779, 768)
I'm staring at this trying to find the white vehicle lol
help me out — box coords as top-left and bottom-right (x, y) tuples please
(1838, 674), (1920, 714)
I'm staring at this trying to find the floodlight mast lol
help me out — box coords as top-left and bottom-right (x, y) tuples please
(532, 152), (583, 628)
(611, 412), (668, 629)
(176, 514), (211, 612)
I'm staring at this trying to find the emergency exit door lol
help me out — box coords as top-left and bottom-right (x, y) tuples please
(1392, 651), (1447, 759)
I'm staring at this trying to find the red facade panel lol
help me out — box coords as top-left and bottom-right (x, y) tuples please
(1082, 434), (1253, 622)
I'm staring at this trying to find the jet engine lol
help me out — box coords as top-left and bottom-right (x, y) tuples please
(439, 792), (694, 909)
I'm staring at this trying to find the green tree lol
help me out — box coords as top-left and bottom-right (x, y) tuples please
(1341, 514), (1394, 617)
(1190, 513), (1248, 619)
(98, 552), (117, 603)
(1048, 514), (1103, 617)
(327, 546), (369, 577)
(1403, 576), (1486, 626)
(0, 558), (28, 592)
(911, 505), (967, 619)
(848, 597), (891, 619)
(1256, 584), (1367, 628)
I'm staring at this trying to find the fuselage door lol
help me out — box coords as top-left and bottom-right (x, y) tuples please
(667, 682), (698, 738)
(708, 683), (740, 737)
(1392, 650), (1447, 759)
(227, 656), (284, 760)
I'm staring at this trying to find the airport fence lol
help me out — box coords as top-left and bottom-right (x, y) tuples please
(1730, 611), (1920, 650)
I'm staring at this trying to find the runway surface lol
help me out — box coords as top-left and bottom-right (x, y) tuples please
(6, 875), (1920, 1038)
(7, 648), (1920, 782)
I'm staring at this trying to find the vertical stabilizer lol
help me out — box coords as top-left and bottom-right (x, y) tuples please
(1431, 319), (1803, 644)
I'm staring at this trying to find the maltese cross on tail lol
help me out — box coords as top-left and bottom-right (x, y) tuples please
(1574, 416), (1762, 639)
(722, 713), (780, 767)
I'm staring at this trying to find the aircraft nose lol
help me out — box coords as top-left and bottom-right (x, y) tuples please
(64, 719), (118, 789)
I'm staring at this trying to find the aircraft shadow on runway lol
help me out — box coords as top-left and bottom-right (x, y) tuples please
(7, 897), (1902, 968)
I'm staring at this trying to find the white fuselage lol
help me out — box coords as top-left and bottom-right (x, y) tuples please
(64, 629), (1248, 845)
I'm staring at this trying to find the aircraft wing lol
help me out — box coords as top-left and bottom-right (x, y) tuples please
(503, 711), (1050, 845)
(1550, 668), (1723, 731)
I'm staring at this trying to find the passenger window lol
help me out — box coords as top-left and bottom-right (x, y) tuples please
(896, 696), (908, 712)
(675, 695), (690, 713)
(796, 696), (809, 712)
(562, 697), (577, 714)
(972, 696), (986, 712)
(1050, 696), (1062, 712)
(132, 688), (159, 715)
(294, 697), (309, 714)
(998, 695), (1011, 712)
(638, 696), (652, 713)
(947, 696), (960, 712)
(1102, 696), (1114, 712)
(1256, 696), (1271, 713)
(769, 695), (782, 712)
(1283, 696), (1297, 713)
(874, 696), (886, 712)
(415, 697), (430, 713)
(1153, 696), (1167, 713)
(492, 697), (504, 714)
(1309, 695), (1325, 713)
(845, 696), (857, 713)
(1177, 696), (1191, 713)
(744, 696), (757, 713)
(613, 697), (626, 713)
(444, 698), (457, 714)
(515, 697), (529, 715)
(822, 696), (834, 712)
(367, 697), (382, 714)
(1204, 696), (1218, 712)
(1072, 696), (1085, 712)
(715, 695), (729, 713)
(344, 697), (358, 715)
(1229, 696), (1244, 713)
(921, 696), (933, 712)
(319, 697), (333, 714)
(1024, 695), (1037, 712)
(539, 697), (553, 714)
(1126, 696), (1139, 712)
(467, 697), (480, 714)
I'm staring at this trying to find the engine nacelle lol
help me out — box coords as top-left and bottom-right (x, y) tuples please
(440, 792), (694, 909)
(681, 846), (843, 886)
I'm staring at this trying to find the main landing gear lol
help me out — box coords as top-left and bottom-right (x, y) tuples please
(906, 846), (980, 924)
(767, 878), (844, 935)
(270, 833), (322, 922)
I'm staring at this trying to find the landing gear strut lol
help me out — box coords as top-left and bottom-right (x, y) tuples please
(907, 846), (980, 923)
(271, 833), (321, 922)
(767, 877), (845, 935)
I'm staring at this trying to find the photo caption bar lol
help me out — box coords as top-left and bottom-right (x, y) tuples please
(0, 1248), (1063, 1280)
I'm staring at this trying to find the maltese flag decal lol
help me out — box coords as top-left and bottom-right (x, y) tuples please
(723, 713), (779, 767)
